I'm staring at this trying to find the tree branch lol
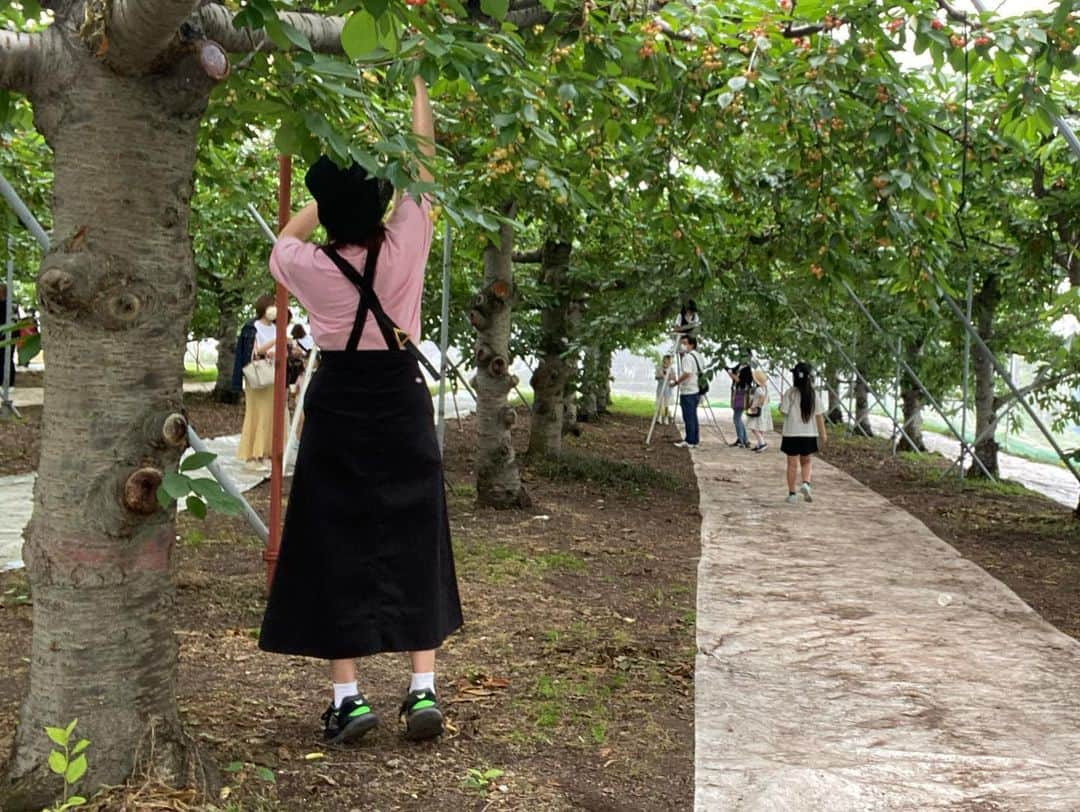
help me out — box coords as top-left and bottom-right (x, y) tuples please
(196, 4), (346, 54)
(0, 28), (41, 94)
(103, 0), (203, 73)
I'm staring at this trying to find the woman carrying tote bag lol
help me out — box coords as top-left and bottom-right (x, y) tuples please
(237, 294), (288, 464)
(258, 75), (462, 746)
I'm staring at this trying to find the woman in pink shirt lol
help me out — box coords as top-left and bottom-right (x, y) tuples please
(259, 77), (462, 746)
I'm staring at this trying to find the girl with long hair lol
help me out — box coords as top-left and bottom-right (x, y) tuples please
(778, 362), (827, 503)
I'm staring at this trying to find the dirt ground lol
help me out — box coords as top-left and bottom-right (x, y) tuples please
(0, 393), (242, 477)
(820, 432), (1080, 640)
(0, 408), (700, 810)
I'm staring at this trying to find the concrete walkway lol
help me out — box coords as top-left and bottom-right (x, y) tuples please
(692, 427), (1080, 810)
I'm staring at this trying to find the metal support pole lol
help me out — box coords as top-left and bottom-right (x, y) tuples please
(437, 221), (451, 453)
(893, 338), (901, 456)
(960, 272), (972, 479)
(246, 203), (279, 244)
(939, 286), (1080, 487)
(265, 155), (291, 591)
(0, 171), (49, 249)
(841, 280), (995, 479)
(816, 329), (922, 454)
(2, 232), (19, 420)
(284, 348), (318, 469)
(186, 426), (269, 543)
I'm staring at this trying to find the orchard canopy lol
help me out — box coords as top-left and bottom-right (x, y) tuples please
(0, 0), (1078, 805)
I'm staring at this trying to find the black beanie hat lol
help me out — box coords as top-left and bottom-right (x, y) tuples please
(304, 156), (393, 243)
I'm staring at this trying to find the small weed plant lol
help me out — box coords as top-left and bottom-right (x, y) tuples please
(42, 719), (89, 811)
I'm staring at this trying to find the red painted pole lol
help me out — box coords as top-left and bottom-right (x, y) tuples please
(265, 154), (292, 591)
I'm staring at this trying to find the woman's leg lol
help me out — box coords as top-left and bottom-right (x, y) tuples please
(410, 649), (435, 678)
(786, 454), (798, 493)
(800, 454), (813, 484)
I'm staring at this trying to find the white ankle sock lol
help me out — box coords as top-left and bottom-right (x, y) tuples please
(333, 681), (358, 709)
(410, 672), (435, 694)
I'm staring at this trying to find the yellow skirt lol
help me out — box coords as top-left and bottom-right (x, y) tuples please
(238, 384), (290, 461)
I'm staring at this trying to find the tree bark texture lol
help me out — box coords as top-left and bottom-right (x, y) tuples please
(212, 313), (239, 403)
(969, 273), (1001, 478)
(826, 368), (843, 424)
(527, 241), (573, 457)
(472, 209), (529, 508)
(896, 341), (926, 453)
(854, 369), (873, 437)
(0, 25), (216, 812)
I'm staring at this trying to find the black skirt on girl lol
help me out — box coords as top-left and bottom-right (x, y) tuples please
(258, 350), (463, 659)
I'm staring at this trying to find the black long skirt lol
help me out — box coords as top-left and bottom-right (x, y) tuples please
(259, 350), (463, 660)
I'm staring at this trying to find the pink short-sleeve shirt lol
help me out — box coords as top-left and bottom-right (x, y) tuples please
(269, 194), (433, 351)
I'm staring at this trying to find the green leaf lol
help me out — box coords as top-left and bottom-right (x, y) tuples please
(65, 754), (87, 784)
(341, 10), (379, 60)
(480, 0), (508, 20)
(375, 13), (399, 55)
(45, 726), (68, 747)
(17, 332), (39, 367)
(180, 451), (216, 472)
(48, 750), (67, 775)
(278, 21), (313, 52)
(256, 766), (276, 783)
(65, 797), (86, 807)
(275, 121), (304, 156)
(161, 472), (191, 500)
(70, 739), (90, 757)
(186, 495), (208, 520)
(223, 761), (244, 773)
(156, 484), (173, 511)
(363, 0), (389, 18)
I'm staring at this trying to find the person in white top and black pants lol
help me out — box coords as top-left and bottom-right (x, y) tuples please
(778, 362), (828, 503)
(670, 335), (703, 448)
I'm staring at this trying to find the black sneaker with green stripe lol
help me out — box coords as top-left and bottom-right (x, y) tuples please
(321, 693), (378, 745)
(399, 689), (443, 741)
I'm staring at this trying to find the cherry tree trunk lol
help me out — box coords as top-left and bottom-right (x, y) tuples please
(212, 313), (239, 404)
(853, 368), (873, 437)
(896, 342), (926, 453)
(969, 274), (1001, 478)
(826, 368), (843, 424)
(0, 50), (213, 811)
(471, 208), (529, 508)
(527, 241), (572, 457)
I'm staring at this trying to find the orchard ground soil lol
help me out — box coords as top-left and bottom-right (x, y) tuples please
(0, 406), (701, 810)
(2, 410), (1079, 809)
(819, 431), (1080, 639)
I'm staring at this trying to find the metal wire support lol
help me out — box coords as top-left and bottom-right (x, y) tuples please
(840, 280), (995, 479)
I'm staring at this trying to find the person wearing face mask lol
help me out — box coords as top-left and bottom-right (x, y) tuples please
(237, 294), (289, 464)
(670, 335), (703, 448)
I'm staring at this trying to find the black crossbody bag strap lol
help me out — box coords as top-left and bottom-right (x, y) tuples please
(322, 246), (441, 380)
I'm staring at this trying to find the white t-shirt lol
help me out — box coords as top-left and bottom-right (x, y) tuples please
(253, 321), (277, 357)
(780, 387), (824, 437)
(678, 352), (702, 396)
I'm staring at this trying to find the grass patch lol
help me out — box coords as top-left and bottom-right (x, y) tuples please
(607, 394), (658, 419)
(457, 543), (588, 584)
(184, 367), (218, 383)
(529, 450), (680, 494)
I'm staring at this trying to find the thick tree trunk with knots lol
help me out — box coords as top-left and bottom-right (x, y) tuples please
(0, 1), (350, 806)
(472, 208), (529, 508)
(527, 241), (573, 457)
(1, 34), (213, 812)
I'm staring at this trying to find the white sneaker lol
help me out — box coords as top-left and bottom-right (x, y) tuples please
(785, 493), (799, 504)
(674, 441), (689, 448)
(800, 482), (813, 502)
